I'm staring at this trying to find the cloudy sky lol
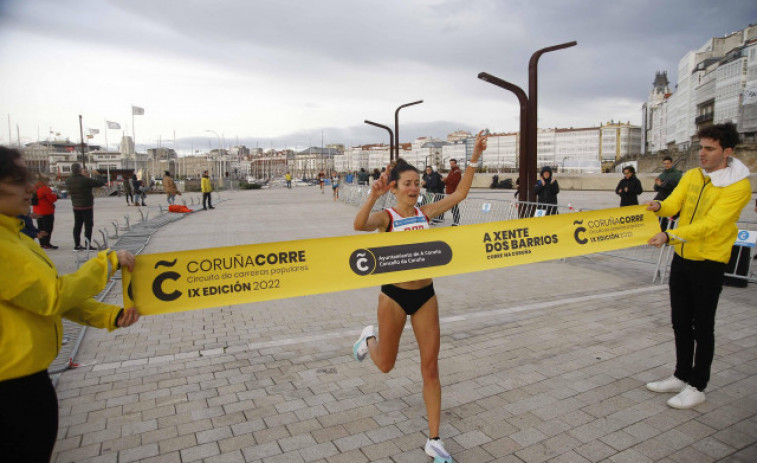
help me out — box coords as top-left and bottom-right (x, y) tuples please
(1, 0), (755, 154)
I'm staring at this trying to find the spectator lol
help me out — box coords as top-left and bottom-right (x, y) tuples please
(122, 174), (133, 206)
(131, 173), (146, 207)
(655, 156), (682, 231)
(421, 166), (444, 212)
(201, 170), (214, 210)
(33, 175), (58, 249)
(65, 163), (104, 250)
(357, 168), (370, 186)
(443, 159), (463, 226)
(0, 146), (140, 462)
(616, 166), (643, 206)
(534, 165), (559, 215)
(162, 171), (180, 205)
(19, 209), (48, 243)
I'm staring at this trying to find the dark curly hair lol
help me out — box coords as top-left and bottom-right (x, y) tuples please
(0, 146), (29, 184)
(388, 158), (418, 184)
(697, 122), (740, 150)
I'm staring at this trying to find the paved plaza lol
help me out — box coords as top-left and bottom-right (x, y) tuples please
(42, 186), (757, 463)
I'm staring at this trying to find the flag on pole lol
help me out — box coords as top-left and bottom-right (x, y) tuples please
(106, 121), (121, 129)
(89, 128), (100, 135)
(132, 105), (145, 116)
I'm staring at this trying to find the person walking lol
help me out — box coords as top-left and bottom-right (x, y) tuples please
(33, 175), (58, 249)
(645, 123), (751, 409)
(122, 174), (133, 205)
(201, 170), (214, 210)
(534, 165), (560, 215)
(285, 171), (292, 189)
(443, 159), (463, 226)
(162, 171), (180, 205)
(352, 131), (488, 463)
(0, 146), (141, 463)
(65, 163), (104, 250)
(615, 166), (643, 206)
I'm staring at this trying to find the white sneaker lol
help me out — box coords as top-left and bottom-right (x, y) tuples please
(352, 325), (376, 362)
(667, 385), (706, 409)
(425, 438), (452, 463)
(646, 376), (686, 393)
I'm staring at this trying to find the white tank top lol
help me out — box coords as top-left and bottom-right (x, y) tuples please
(385, 207), (429, 232)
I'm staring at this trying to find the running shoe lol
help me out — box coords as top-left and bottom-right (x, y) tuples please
(425, 438), (452, 463)
(352, 325), (376, 362)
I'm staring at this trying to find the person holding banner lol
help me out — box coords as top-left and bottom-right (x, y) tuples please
(645, 122), (751, 409)
(0, 146), (141, 462)
(352, 130), (487, 463)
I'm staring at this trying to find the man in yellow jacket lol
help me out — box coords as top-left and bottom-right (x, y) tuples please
(645, 123), (751, 409)
(201, 169), (214, 210)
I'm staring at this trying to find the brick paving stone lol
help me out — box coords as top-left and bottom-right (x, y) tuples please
(118, 443), (160, 463)
(203, 450), (246, 463)
(179, 442), (221, 462)
(575, 440), (618, 462)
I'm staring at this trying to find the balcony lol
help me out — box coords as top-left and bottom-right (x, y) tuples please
(695, 113), (714, 125)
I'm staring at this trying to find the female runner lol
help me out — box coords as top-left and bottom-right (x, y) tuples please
(352, 131), (487, 463)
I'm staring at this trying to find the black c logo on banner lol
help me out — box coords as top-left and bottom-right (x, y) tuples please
(152, 259), (183, 302)
(574, 227), (588, 245)
(349, 241), (453, 276)
(153, 272), (182, 301)
(349, 249), (376, 276)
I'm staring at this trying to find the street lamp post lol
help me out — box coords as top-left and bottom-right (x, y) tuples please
(478, 41), (576, 208)
(394, 100), (423, 161)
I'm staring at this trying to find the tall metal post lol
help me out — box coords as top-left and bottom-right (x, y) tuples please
(478, 41), (576, 207)
(526, 42), (577, 202)
(477, 73), (528, 206)
(394, 100), (423, 161)
(364, 120), (394, 165)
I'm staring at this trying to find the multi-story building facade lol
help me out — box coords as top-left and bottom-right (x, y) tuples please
(643, 24), (757, 153)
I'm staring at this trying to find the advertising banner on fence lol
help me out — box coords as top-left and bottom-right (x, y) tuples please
(123, 205), (660, 315)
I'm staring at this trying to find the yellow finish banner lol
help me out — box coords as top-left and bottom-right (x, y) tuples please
(123, 206), (660, 315)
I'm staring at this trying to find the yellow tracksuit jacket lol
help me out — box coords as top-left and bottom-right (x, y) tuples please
(0, 214), (122, 381)
(656, 160), (751, 264)
(201, 176), (212, 193)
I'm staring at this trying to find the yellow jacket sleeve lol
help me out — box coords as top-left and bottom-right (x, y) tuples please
(5, 249), (119, 318)
(63, 298), (122, 332)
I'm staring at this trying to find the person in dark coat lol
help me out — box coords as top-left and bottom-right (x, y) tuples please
(616, 166), (643, 206)
(65, 163), (104, 250)
(534, 165), (559, 215)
